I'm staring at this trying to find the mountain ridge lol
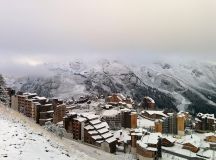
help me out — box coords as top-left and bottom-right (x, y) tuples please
(5, 60), (216, 115)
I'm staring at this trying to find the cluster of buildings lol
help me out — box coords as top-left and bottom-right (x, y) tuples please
(154, 112), (187, 136)
(5, 90), (139, 154)
(106, 93), (134, 108)
(4, 89), (216, 160)
(141, 110), (188, 136)
(101, 108), (138, 130)
(6, 88), (67, 126)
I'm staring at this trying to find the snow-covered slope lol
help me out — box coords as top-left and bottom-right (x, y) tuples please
(0, 106), (96, 160)
(6, 60), (216, 115)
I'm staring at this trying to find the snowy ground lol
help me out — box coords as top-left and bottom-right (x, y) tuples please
(1, 104), (213, 160)
(0, 104), (117, 160)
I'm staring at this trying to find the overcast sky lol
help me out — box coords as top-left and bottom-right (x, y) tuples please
(0, 0), (216, 75)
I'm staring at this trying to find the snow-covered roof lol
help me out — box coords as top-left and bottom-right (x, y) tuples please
(81, 113), (99, 120)
(162, 136), (176, 143)
(93, 122), (108, 130)
(195, 118), (202, 122)
(142, 110), (168, 118)
(144, 96), (155, 103)
(197, 113), (215, 120)
(92, 135), (102, 140)
(104, 104), (112, 109)
(88, 130), (98, 135)
(205, 133), (216, 137)
(105, 137), (116, 143)
(137, 141), (158, 152)
(34, 96), (47, 100)
(74, 117), (86, 122)
(97, 128), (109, 134)
(89, 119), (101, 125)
(182, 135), (201, 148)
(23, 92), (38, 96)
(134, 128), (143, 133)
(141, 133), (162, 145)
(43, 104), (52, 107)
(101, 132), (113, 139)
(138, 117), (155, 128)
(126, 104), (133, 109)
(117, 93), (126, 100)
(120, 108), (131, 112)
(102, 110), (120, 117)
(114, 130), (131, 143)
(84, 125), (94, 131)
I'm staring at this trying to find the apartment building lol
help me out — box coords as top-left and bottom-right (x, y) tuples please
(154, 112), (185, 136)
(63, 112), (117, 153)
(52, 98), (66, 124)
(102, 109), (121, 130)
(155, 119), (163, 133)
(121, 108), (137, 129)
(195, 113), (216, 132)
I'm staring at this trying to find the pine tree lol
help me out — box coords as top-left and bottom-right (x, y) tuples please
(0, 74), (5, 86)
(0, 74), (8, 104)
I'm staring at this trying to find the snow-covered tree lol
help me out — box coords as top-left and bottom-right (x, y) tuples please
(0, 74), (8, 105)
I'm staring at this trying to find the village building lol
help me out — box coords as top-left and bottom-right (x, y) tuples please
(155, 119), (163, 133)
(181, 135), (200, 153)
(121, 108), (137, 129)
(195, 113), (216, 132)
(52, 98), (67, 124)
(63, 112), (117, 153)
(141, 110), (168, 120)
(161, 136), (176, 147)
(205, 133), (216, 143)
(113, 130), (131, 153)
(142, 96), (156, 110)
(154, 112), (185, 136)
(177, 113), (185, 136)
(130, 128), (147, 154)
(136, 133), (162, 160)
(106, 93), (134, 107)
(102, 109), (121, 130)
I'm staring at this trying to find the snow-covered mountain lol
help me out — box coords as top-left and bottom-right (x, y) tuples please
(5, 60), (216, 115)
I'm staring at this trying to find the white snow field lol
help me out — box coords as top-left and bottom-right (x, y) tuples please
(0, 104), (117, 160)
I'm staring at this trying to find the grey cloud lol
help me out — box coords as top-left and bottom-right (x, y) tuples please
(0, 0), (216, 75)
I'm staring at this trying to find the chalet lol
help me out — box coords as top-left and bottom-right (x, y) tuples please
(136, 133), (162, 160)
(106, 93), (134, 107)
(162, 136), (176, 147)
(205, 133), (216, 143)
(143, 96), (156, 110)
(182, 135), (200, 153)
(141, 110), (168, 120)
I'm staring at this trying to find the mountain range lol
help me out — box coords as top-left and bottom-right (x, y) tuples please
(5, 60), (216, 115)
